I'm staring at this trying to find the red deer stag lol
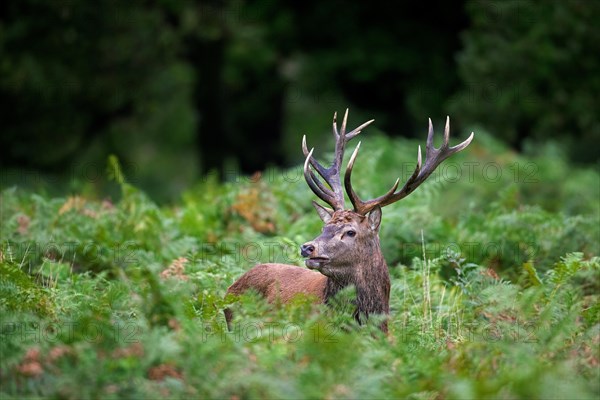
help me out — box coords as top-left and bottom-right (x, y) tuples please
(225, 110), (473, 332)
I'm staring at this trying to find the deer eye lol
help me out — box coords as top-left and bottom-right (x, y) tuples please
(345, 230), (356, 238)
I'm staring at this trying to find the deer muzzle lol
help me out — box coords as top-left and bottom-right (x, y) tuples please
(300, 243), (315, 258)
(300, 243), (330, 269)
(305, 257), (330, 269)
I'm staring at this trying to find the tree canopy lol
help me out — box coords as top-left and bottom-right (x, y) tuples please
(1, 0), (597, 201)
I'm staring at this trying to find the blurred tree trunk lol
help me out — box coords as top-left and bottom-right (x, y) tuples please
(187, 35), (229, 177)
(183, 1), (286, 179)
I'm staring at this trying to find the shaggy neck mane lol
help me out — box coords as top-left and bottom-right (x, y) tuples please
(323, 239), (390, 325)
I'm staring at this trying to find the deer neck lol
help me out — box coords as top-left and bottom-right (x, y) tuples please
(323, 240), (390, 318)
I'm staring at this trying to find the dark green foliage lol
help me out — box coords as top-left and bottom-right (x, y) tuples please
(0, 0), (196, 201)
(0, 261), (53, 317)
(1, 135), (598, 398)
(2, 0), (597, 204)
(452, 0), (600, 162)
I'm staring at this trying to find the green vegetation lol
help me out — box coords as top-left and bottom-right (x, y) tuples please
(452, 0), (600, 163)
(1, 131), (598, 399)
(3, 1), (598, 202)
(2, 1), (597, 397)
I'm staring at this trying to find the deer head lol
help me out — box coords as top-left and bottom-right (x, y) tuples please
(299, 109), (473, 282)
(300, 207), (382, 277)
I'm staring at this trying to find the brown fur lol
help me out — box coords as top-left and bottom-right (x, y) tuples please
(225, 208), (391, 332)
(226, 263), (326, 303)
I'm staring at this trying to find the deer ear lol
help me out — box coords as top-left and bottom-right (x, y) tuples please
(367, 207), (382, 231)
(312, 201), (334, 223)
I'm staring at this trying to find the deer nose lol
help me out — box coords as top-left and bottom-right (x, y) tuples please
(300, 243), (315, 258)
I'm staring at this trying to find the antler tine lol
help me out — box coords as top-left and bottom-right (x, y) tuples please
(343, 142), (363, 212)
(344, 117), (474, 215)
(344, 140), (403, 215)
(303, 148), (341, 209)
(450, 131), (475, 153)
(302, 110), (374, 211)
(302, 135), (328, 177)
(340, 108), (349, 136)
(443, 115), (450, 147)
(346, 119), (375, 141)
(426, 118), (435, 153)
(345, 144), (419, 215)
(332, 111), (339, 138)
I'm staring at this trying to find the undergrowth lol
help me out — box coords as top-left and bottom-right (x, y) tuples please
(1, 131), (598, 399)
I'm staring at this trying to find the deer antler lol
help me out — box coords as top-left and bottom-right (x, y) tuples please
(303, 109), (374, 211)
(344, 116), (474, 215)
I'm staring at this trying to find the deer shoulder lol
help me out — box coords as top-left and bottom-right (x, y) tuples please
(227, 263), (326, 303)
